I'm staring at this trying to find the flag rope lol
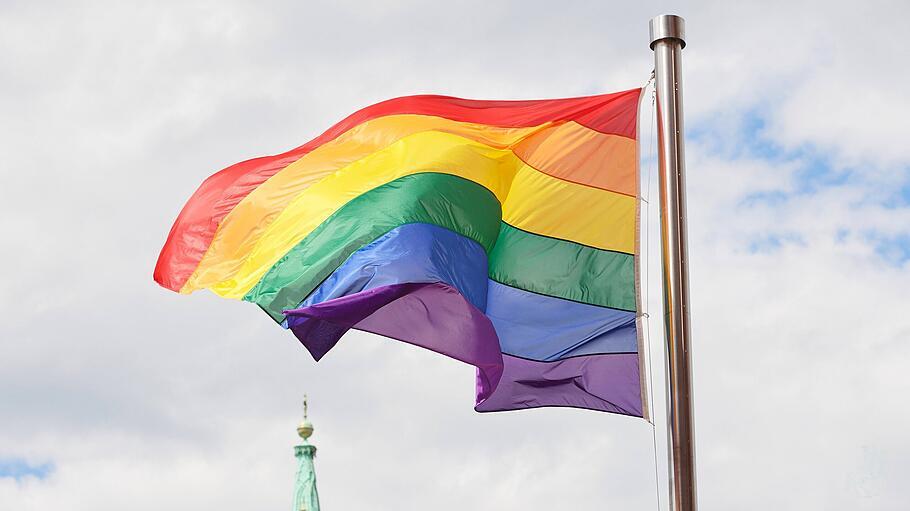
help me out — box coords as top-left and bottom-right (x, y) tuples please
(642, 71), (663, 511)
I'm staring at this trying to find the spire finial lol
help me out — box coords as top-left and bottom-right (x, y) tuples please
(297, 395), (314, 441)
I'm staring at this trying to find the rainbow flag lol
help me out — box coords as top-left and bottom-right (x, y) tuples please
(155, 89), (648, 417)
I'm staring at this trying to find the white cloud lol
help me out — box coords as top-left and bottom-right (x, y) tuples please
(1, 1), (908, 510)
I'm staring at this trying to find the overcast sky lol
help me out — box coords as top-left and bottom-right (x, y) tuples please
(1, 0), (909, 509)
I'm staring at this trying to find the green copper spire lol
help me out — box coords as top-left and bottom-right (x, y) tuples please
(293, 395), (320, 511)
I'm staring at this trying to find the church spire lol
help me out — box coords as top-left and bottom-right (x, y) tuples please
(293, 395), (320, 511)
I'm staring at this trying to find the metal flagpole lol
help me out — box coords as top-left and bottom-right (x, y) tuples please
(649, 14), (698, 511)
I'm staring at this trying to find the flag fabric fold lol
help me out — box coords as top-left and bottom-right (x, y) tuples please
(155, 89), (648, 418)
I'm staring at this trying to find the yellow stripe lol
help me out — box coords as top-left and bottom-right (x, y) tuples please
(184, 130), (635, 298)
(503, 166), (635, 250)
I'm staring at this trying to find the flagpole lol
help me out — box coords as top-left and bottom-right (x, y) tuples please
(649, 14), (697, 511)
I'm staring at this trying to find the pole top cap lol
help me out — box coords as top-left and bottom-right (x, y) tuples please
(649, 14), (686, 49)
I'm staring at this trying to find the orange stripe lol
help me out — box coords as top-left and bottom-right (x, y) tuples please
(514, 121), (637, 196)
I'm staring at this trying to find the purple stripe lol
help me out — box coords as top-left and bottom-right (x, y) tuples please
(286, 282), (643, 417)
(474, 353), (643, 416)
(285, 282), (503, 402)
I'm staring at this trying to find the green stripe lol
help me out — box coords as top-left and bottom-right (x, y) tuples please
(245, 172), (503, 321)
(488, 223), (635, 311)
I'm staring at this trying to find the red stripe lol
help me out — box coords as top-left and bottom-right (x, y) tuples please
(153, 88), (641, 291)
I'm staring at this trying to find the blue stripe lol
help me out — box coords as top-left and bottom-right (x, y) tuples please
(486, 280), (637, 361)
(290, 223), (636, 362)
(295, 223), (489, 312)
